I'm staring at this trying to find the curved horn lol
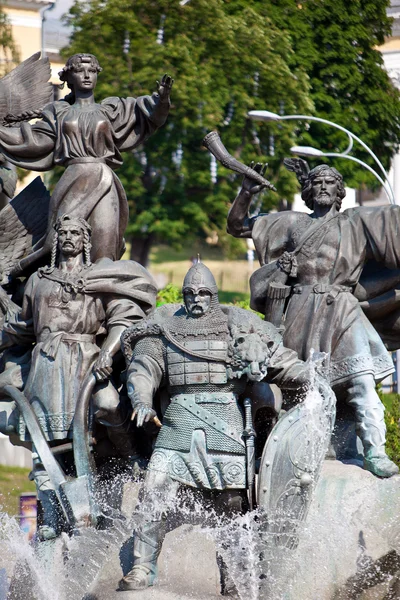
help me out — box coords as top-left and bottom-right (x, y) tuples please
(202, 131), (276, 191)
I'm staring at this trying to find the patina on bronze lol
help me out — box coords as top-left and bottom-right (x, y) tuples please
(203, 130), (276, 191)
(0, 52), (173, 280)
(0, 214), (157, 539)
(227, 159), (400, 479)
(118, 261), (334, 594)
(0, 51), (172, 546)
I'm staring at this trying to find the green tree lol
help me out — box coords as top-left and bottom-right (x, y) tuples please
(256, 0), (400, 190)
(0, 9), (20, 76)
(63, 0), (311, 264)
(63, 0), (400, 264)
(379, 392), (400, 466)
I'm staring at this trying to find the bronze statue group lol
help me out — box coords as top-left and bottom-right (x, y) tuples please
(0, 52), (399, 598)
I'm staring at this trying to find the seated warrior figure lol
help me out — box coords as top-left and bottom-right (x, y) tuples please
(118, 261), (333, 593)
(227, 161), (399, 478)
(0, 214), (157, 539)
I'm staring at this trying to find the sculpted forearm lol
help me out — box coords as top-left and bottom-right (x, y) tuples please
(148, 74), (173, 128)
(101, 325), (125, 357)
(0, 122), (55, 155)
(92, 325), (125, 382)
(0, 124), (24, 145)
(227, 190), (254, 238)
(126, 356), (163, 426)
(227, 161), (269, 238)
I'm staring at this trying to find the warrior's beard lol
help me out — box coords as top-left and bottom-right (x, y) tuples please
(314, 193), (336, 207)
(185, 293), (225, 323)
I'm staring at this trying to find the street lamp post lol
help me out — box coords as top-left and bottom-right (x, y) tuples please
(40, 2), (55, 59)
(248, 110), (395, 205)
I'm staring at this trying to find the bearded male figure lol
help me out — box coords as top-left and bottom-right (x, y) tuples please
(227, 162), (399, 478)
(118, 261), (333, 594)
(0, 214), (157, 538)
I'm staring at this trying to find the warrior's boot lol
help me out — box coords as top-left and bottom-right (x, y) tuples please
(217, 554), (240, 598)
(37, 490), (63, 540)
(358, 405), (398, 478)
(34, 482), (64, 540)
(361, 412), (399, 478)
(344, 376), (399, 478)
(31, 461), (64, 540)
(118, 519), (166, 591)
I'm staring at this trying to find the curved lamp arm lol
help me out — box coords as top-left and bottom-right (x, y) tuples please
(291, 146), (394, 205)
(249, 110), (394, 204)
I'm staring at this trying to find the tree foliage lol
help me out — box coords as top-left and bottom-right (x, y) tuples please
(63, 0), (311, 263)
(379, 392), (400, 466)
(261, 0), (400, 189)
(62, 0), (400, 263)
(0, 9), (20, 76)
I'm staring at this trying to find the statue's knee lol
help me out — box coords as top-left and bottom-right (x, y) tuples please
(343, 374), (375, 402)
(93, 383), (120, 421)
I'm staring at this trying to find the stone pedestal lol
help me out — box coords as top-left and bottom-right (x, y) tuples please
(284, 461), (400, 600)
(93, 525), (219, 600)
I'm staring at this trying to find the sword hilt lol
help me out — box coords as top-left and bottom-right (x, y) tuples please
(243, 398), (256, 441)
(243, 397), (256, 510)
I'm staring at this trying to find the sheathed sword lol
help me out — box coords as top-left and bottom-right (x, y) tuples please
(243, 398), (256, 511)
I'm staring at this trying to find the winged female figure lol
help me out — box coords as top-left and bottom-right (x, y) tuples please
(0, 52), (173, 279)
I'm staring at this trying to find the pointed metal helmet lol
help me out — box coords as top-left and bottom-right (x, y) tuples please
(182, 260), (218, 295)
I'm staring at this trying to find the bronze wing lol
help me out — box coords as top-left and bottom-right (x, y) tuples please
(0, 52), (53, 125)
(0, 177), (50, 282)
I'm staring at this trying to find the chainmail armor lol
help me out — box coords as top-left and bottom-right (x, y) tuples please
(170, 380), (245, 395)
(155, 396), (245, 455)
(123, 286), (285, 490)
(131, 336), (166, 369)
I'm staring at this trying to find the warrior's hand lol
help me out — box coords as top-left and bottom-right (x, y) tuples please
(131, 402), (157, 428)
(93, 350), (113, 382)
(241, 162), (269, 196)
(156, 74), (174, 102)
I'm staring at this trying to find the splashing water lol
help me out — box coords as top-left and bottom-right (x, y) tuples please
(0, 472), (135, 600)
(0, 511), (61, 600)
(0, 366), (335, 600)
(122, 359), (336, 600)
(3, 355), (397, 600)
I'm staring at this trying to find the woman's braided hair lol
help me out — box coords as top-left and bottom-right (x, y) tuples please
(58, 54), (102, 105)
(42, 214), (92, 273)
(3, 109), (44, 126)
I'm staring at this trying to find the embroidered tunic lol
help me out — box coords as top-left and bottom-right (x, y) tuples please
(2, 259), (157, 440)
(251, 206), (400, 385)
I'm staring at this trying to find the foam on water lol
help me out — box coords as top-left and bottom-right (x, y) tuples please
(4, 358), (393, 600)
(0, 473), (134, 600)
